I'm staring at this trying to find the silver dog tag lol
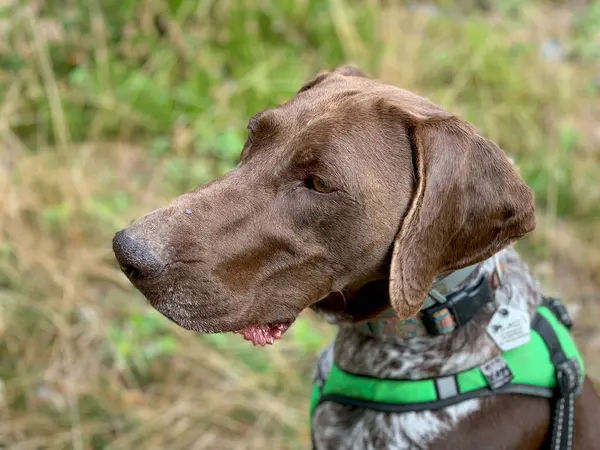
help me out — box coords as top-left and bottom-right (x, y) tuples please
(487, 306), (531, 352)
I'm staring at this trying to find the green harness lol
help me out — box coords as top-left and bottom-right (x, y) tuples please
(310, 300), (584, 450)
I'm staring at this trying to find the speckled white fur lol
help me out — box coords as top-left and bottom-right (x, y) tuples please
(311, 248), (543, 449)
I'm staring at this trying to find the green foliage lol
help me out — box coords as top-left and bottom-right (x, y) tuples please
(201, 333), (274, 374)
(107, 309), (178, 376)
(290, 317), (331, 355)
(9, 0), (598, 222)
(572, 3), (600, 62)
(41, 203), (72, 231)
(85, 192), (132, 229)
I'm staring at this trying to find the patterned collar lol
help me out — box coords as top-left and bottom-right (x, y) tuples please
(353, 255), (505, 339)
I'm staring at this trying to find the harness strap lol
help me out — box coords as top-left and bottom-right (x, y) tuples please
(533, 303), (583, 450)
(543, 296), (574, 331)
(311, 299), (584, 450)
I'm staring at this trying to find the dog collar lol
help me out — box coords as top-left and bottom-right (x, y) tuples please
(312, 298), (584, 450)
(355, 256), (504, 338)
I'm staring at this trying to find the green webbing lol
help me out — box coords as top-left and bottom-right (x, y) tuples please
(310, 305), (584, 421)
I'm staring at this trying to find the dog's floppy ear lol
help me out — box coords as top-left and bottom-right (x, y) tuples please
(298, 65), (367, 93)
(387, 91), (536, 319)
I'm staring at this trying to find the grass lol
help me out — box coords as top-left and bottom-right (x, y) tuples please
(1, 0), (600, 448)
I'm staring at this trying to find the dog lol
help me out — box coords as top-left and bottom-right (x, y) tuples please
(112, 66), (600, 449)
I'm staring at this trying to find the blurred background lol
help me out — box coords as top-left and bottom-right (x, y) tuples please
(1, 0), (599, 448)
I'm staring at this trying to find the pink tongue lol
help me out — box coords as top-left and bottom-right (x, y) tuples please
(234, 322), (291, 346)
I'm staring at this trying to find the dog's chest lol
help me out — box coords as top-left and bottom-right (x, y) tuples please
(311, 249), (543, 450)
(311, 342), (485, 450)
(312, 399), (481, 450)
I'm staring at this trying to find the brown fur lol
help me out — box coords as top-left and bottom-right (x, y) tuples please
(428, 379), (600, 450)
(112, 66), (599, 448)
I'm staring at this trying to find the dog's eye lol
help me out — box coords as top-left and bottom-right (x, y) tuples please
(305, 176), (335, 194)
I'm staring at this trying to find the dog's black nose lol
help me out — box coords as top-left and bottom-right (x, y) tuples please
(112, 229), (165, 279)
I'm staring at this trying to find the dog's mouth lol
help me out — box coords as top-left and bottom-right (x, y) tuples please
(233, 320), (293, 346)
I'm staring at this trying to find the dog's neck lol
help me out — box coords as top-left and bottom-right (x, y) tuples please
(315, 248), (544, 381)
(351, 261), (488, 339)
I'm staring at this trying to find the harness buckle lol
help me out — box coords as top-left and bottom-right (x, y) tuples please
(421, 275), (493, 336)
(556, 358), (583, 398)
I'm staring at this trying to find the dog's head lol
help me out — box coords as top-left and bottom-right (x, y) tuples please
(113, 66), (535, 345)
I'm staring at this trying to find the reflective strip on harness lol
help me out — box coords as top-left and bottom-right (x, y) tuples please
(310, 304), (585, 427)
